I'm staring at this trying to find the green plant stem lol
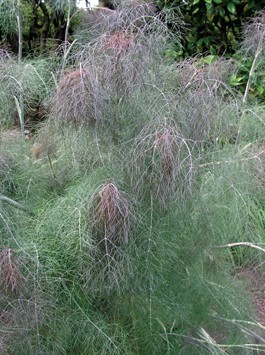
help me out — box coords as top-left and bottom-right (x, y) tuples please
(14, 95), (24, 135)
(17, 0), (23, 64)
(62, 39), (77, 70)
(47, 153), (63, 191)
(199, 148), (265, 167)
(216, 242), (265, 254)
(243, 26), (265, 103)
(64, 0), (71, 57)
(61, 2), (80, 76)
(0, 193), (33, 214)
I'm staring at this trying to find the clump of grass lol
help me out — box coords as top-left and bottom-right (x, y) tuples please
(0, 295), (46, 354)
(176, 56), (234, 97)
(0, 132), (261, 353)
(81, 0), (159, 38)
(52, 64), (108, 125)
(32, 124), (57, 159)
(0, 144), (18, 196)
(0, 226), (46, 354)
(171, 57), (239, 144)
(0, 248), (24, 294)
(131, 118), (194, 206)
(0, 127), (60, 205)
(90, 182), (131, 245)
(52, 2), (180, 129)
(86, 3), (175, 95)
(19, 175), (132, 353)
(89, 181), (132, 290)
(0, 57), (54, 128)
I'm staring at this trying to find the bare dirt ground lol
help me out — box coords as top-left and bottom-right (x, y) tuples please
(249, 271), (265, 327)
(235, 267), (265, 324)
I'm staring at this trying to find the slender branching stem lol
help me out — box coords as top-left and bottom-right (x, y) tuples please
(0, 193), (33, 214)
(14, 95), (24, 135)
(64, 0), (71, 57)
(243, 25), (265, 103)
(216, 242), (265, 254)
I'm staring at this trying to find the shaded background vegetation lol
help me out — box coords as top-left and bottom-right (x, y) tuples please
(0, 0), (80, 54)
(1, 0), (265, 101)
(1, 0), (265, 56)
(155, 0), (265, 56)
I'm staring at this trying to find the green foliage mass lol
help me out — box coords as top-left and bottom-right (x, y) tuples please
(156, 0), (265, 56)
(0, 56), (56, 127)
(0, 1), (265, 353)
(0, 0), (81, 55)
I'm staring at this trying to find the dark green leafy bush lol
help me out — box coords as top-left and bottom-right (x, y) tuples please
(156, 0), (265, 56)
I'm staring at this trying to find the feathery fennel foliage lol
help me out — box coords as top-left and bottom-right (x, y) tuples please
(0, 1), (264, 354)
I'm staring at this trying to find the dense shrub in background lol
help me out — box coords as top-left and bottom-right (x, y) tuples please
(0, 0), (80, 55)
(155, 0), (265, 56)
